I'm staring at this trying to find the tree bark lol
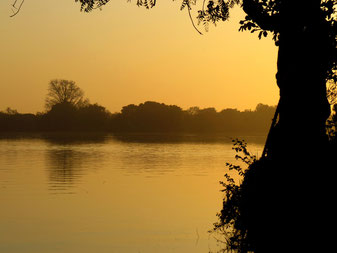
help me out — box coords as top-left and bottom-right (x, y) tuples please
(248, 2), (334, 250)
(273, 0), (331, 157)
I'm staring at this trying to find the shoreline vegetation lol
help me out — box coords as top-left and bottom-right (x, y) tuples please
(1, 101), (277, 136)
(3, 79), (334, 141)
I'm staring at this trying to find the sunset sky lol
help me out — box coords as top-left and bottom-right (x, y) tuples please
(0, 0), (278, 114)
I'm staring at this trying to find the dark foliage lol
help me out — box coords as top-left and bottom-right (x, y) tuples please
(115, 101), (184, 132)
(39, 102), (111, 131)
(3, 99), (337, 136)
(45, 79), (88, 110)
(212, 134), (337, 252)
(211, 139), (257, 252)
(0, 110), (38, 132)
(75, 0), (110, 12)
(0, 101), (276, 134)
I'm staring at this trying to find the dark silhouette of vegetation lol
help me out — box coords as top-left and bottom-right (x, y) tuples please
(211, 139), (257, 252)
(210, 84), (337, 252)
(40, 102), (111, 131)
(211, 133), (337, 253)
(0, 99), (277, 135)
(114, 102), (184, 132)
(0, 80), (109, 132)
(0, 79), (278, 134)
(113, 101), (276, 134)
(0, 107), (38, 132)
(45, 79), (89, 110)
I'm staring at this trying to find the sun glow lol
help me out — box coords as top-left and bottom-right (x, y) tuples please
(0, 1), (278, 113)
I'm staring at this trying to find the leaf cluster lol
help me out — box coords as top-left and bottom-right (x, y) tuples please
(196, 1), (231, 30)
(238, 16), (278, 41)
(134, 0), (157, 9)
(180, 0), (196, 10)
(75, 0), (110, 12)
(211, 138), (256, 252)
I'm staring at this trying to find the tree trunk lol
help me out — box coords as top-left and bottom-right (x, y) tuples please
(273, 0), (331, 157)
(249, 1), (334, 251)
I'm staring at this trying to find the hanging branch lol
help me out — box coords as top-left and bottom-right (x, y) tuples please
(10, 0), (25, 17)
(187, 4), (203, 35)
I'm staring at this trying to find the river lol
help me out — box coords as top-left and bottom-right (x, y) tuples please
(0, 133), (265, 253)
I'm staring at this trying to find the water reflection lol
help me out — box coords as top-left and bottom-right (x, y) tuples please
(0, 132), (265, 193)
(118, 144), (183, 175)
(0, 132), (109, 145)
(42, 132), (109, 145)
(0, 135), (265, 253)
(46, 149), (84, 193)
(46, 145), (106, 193)
(0, 132), (266, 145)
(112, 133), (266, 144)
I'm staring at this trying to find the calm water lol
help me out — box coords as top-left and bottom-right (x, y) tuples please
(0, 133), (264, 253)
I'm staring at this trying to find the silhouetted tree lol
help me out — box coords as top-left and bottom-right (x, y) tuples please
(117, 101), (184, 132)
(5, 107), (18, 115)
(44, 101), (78, 131)
(77, 103), (110, 130)
(194, 107), (219, 132)
(0, 109), (37, 131)
(45, 79), (88, 110)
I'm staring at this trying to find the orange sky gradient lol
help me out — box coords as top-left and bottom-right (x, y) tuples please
(0, 0), (278, 113)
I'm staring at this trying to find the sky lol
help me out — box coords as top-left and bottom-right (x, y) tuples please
(0, 0), (279, 114)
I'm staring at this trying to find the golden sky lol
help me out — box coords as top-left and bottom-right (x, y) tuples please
(0, 0), (278, 113)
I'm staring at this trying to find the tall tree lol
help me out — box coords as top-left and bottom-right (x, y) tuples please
(45, 79), (88, 110)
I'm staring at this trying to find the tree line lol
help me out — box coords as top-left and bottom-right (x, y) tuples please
(0, 101), (279, 134)
(1, 79), (336, 136)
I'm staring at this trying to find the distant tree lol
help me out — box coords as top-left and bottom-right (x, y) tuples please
(45, 79), (88, 110)
(186, 106), (200, 115)
(0, 108), (37, 131)
(218, 108), (241, 132)
(44, 101), (78, 131)
(77, 103), (110, 130)
(194, 107), (218, 132)
(5, 107), (18, 115)
(118, 101), (184, 132)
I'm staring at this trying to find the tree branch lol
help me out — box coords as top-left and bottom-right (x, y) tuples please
(242, 0), (278, 32)
(187, 4), (203, 35)
(10, 0), (25, 17)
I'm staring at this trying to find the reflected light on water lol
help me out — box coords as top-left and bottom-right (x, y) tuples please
(0, 134), (264, 253)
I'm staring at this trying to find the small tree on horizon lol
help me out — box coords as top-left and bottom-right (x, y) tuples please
(45, 79), (89, 110)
